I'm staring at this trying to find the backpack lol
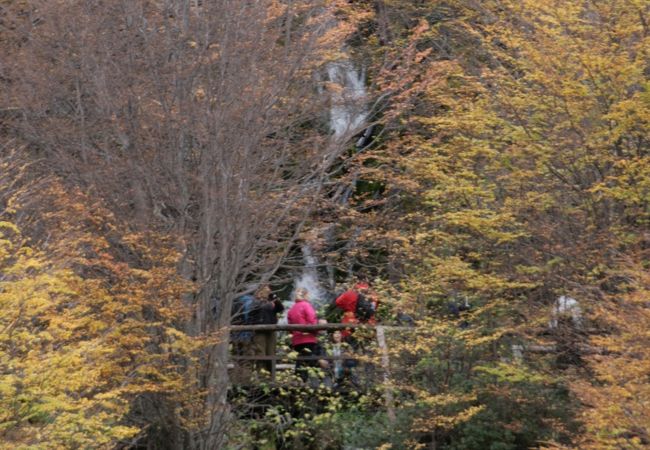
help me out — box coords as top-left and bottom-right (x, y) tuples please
(232, 294), (257, 325)
(354, 292), (375, 322)
(231, 294), (259, 343)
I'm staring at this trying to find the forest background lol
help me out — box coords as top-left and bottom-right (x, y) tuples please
(1, 0), (649, 449)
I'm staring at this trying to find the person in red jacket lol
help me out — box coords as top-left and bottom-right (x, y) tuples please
(335, 281), (377, 340)
(287, 288), (324, 381)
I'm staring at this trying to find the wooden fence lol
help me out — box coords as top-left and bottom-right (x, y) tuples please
(228, 323), (407, 422)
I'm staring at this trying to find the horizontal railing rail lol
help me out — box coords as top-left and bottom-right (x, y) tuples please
(229, 323), (411, 331)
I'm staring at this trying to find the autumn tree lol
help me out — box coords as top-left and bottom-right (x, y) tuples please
(322, 0), (648, 447)
(0, 154), (194, 448)
(2, 0), (648, 447)
(481, 1), (650, 446)
(1, 0), (369, 446)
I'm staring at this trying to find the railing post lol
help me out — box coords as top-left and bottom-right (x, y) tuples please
(271, 330), (277, 381)
(375, 325), (396, 423)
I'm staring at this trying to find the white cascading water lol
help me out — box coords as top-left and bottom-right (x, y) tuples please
(292, 245), (328, 308)
(279, 244), (333, 323)
(326, 58), (368, 139)
(279, 246), (328, 323)
(283, 55), (368, 318)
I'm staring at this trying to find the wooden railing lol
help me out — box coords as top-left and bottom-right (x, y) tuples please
(228, 323), (404, 376)
(228, 323), (407, 421)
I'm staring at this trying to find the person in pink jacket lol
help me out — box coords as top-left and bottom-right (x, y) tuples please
(287, 288), (322, 381)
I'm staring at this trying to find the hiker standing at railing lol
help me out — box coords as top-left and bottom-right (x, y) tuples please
(287, 287), (326, 382)
(251, 285), (284, 376)
(334, 281), (379, 383)
(231, 293), (258, 383)
(335, 281), (378, 344)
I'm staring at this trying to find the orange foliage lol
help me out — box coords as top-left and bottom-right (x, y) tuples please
(0, 179), (196, 448)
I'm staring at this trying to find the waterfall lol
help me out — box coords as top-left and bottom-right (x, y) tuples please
(326, 58), (368, 140)
(293, 245), (328, 309)
(278, 245), (328, 324)
(284, 52), (369, 319)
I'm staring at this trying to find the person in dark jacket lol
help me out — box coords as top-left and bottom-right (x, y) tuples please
(251, 285), (284, 375)
(231, 293), (257, 384)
